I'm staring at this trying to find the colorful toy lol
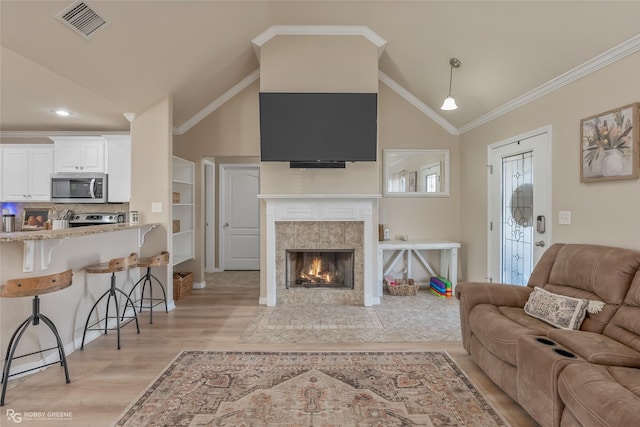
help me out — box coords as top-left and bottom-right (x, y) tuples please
(429, 276), (452, 298)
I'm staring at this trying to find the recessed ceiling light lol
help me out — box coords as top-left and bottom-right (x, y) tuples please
(53, 109), (73, 117)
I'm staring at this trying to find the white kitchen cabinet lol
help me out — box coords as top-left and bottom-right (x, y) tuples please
(103, 135), (131, 203)
(51, 137), (106, 173)
(1, 145), (54, 201)
(172, 156), (194, 266)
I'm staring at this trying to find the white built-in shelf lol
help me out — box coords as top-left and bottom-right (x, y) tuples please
(172, 156), (195, 266)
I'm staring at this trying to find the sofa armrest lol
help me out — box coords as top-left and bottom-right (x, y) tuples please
(456, 282), (533, 353)
(455, 282), (533, 311)
(548, 329), (640, 367)
(559, 364), (640, 427)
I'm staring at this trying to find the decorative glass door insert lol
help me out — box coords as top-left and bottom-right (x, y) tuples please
(501, 151), (534, 285)
(488, 129), (551, 286)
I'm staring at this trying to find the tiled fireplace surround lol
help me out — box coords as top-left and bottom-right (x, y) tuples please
(260, 195), (379, 307)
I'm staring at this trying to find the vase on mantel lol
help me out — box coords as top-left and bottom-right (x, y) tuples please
(601, 150), (624, 176)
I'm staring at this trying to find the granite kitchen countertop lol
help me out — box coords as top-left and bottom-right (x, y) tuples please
(0, 223), (160, 242)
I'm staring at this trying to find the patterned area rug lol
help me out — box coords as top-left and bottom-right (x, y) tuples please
(114, 351), (507, 426)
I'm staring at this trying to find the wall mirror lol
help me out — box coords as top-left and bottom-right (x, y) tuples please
(383, 149), (450, 197)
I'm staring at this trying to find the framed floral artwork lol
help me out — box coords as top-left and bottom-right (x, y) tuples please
(581, 103), (639, 182)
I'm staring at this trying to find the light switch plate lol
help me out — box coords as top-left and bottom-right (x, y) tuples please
(151, 202), (162, 213)
(559, 210), (571, 225)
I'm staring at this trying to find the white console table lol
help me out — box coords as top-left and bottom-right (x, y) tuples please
(377, 240), (461, 295)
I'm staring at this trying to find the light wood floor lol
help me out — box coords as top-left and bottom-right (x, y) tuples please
(3, 275), (538, 426)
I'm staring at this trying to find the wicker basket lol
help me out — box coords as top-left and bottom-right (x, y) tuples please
(173, 272), (193, 300)
(386, 278), (419, 296)
(173, 220), (180, 233)
(172, 192), (181, 203)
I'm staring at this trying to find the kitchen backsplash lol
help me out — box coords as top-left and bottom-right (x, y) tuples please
(1, 202), (129, 227)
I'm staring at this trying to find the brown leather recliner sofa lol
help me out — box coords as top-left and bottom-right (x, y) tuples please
(456, 243), (640, 427)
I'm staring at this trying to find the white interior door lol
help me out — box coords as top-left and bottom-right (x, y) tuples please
(220, 164), (260, 270)
(488, 128), (551, 285)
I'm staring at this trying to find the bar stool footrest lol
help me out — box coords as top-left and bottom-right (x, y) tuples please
(4, 359), (69, 380)
(131, 298), (167, 310)
(85, 316), (139, 332)
(6, 346), (60, 362)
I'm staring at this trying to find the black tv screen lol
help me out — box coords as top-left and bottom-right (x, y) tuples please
(259, 92), (377, 163)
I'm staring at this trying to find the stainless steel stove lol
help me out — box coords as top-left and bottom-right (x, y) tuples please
(69, 212), (126, 227)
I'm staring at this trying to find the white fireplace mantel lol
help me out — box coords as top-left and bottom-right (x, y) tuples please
(259, 194), (381, 307)
(258, 194), (381, 199)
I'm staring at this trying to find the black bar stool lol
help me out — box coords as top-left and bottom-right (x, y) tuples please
(81, 253), (140, 350)
(124, 251), (170, 324)
(1, 269), (73, 406)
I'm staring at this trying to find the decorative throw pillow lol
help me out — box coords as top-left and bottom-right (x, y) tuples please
(524, 287), (600, 330)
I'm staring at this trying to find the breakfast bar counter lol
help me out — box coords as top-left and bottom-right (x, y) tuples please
(1, 223), (160, 273)
(0, 221), (169, 381)
(0, 223), (159, 242)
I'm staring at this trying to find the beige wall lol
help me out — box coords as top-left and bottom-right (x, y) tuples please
(175, 80), (261, 158)
(130, 96), (173, 229)
(460, 52), (640, 282)
(259, 35), (379, 92)
(378, 84), (460, 242)
(130, 96), (173, 291)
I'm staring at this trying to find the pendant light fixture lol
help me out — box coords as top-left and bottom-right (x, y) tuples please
(440, 58), (461, 111)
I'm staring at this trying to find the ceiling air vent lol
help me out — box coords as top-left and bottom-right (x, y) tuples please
(56, 1), (108, 40)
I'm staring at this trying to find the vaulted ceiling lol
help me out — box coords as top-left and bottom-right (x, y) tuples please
(1, 1), (639, 135)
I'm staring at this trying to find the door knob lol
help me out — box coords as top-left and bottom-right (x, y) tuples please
(224, 222), (229, 227)
(535, 240), (546, 247)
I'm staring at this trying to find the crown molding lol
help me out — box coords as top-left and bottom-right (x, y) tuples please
(174, 69), (260, 135)
(102, 34), (640, 139)
(378, 71), (459, 136)
(175, 69), (459, 138)
(458, 34), (640, 134)
(251, 25), (387, 60)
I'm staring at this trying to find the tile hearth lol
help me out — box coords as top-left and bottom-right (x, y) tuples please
(238, 272), (462, 344)
(255, 306), (384, 330)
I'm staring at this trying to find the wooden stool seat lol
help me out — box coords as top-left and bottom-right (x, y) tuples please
(124, 251), (169, 324)
(81, 253), (140, 350)
(1, 269), (73, 406)
(85, 253), (139, 274)
(137, 251), (170, 268)
(0, 269), (72, 298)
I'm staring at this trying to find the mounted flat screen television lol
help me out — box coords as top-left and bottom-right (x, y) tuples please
(259, 92), (377, 167)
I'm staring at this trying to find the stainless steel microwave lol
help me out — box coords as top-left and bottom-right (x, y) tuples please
(51, 173), (107, 203)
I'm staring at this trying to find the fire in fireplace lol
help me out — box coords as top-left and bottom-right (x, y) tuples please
(286, 250), (354, 289)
